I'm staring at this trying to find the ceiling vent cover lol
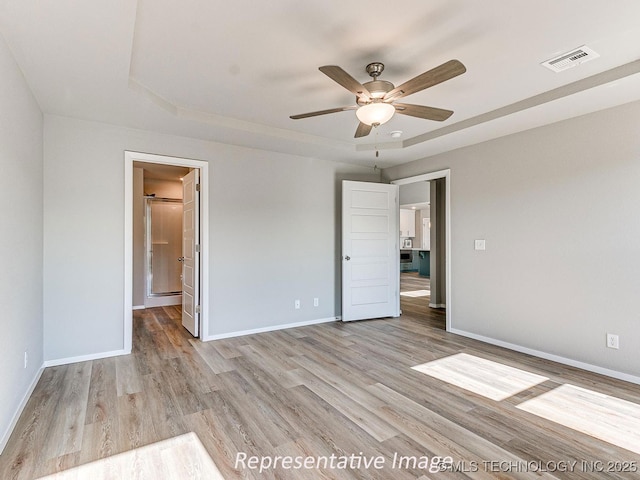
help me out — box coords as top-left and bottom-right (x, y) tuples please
(541, 45), (600, 72)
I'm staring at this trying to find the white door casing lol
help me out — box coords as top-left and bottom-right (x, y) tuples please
(181, 169), (200, 337)
(342, 181), (400, 322)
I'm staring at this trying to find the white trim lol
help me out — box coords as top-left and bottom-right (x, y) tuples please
(43, 349), (128, 368)
(450, 328), (640, 386)
(144, 294), (182, 308)
(392, 169), (452, 332)
(203, 317), (338, 342)
(124, 151), (211, 348)
(0, 365), (45, 454)
(429, 303), (447, 309)
(132, 305), (145, 310)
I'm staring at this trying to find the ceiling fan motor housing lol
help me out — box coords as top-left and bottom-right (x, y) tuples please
(357, 80), (394, 105)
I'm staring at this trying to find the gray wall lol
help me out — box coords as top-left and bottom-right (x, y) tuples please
(383, 100), (640, 378)
(0, 36), (44, 450)
(43, 115), (379, 361)
(399, 180), (429, 206)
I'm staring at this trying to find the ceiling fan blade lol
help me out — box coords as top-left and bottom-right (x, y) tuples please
(354, 122), (372, 138)
(394, 103), (453, 121)
(290, 105), (357, 120)
(319, 66), (372, 101)
(384, 60), (466, 101)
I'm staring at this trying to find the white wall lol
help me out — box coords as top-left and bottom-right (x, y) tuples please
(0, 36), (44, 451)
(383, 100), (640, 379)
(43, 115), (379, 361)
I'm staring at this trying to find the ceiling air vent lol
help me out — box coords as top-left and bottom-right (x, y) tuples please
(541, 45), (600, 72)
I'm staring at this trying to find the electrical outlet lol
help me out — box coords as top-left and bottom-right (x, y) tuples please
(606, 333), (619, 349)
(24, 351), (28, 369)
(314, 297), (319, 307)
(474, 239), (486, 251)
(294, 300), (300, 309)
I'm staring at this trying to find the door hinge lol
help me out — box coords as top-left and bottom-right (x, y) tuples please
(195, 244), (200, 253)
(196, 183), (201, 192)
(196, 305), (201, 314)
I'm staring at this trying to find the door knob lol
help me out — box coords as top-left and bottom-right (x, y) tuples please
(344, 255), (351, 261)
(178, 257), (185, 262)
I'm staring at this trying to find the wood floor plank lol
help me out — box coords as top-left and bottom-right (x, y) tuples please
(40, 362), (92, 460)
(79, 357), (120, 465)
(84, 357), (118, 425)
(215, 368), (298, 450)
(78, 418), (119, 465)
(117, 392), (156, 451)
(159, 357), (215, 416)
(139, 372), (187, 442)
(114, 354), (143, 397)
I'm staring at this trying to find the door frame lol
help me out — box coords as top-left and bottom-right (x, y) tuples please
(391, 169), (451, 332)
(124, 151), (210, 351)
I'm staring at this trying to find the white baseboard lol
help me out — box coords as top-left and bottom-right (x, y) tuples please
(202, 316), (339, 342)
(0, 365), (44, 454)
(450, 328), (640, 386)
(429, 303), (446, 308)
(132, 305), (145, 310)
(43, 348), (129, 368)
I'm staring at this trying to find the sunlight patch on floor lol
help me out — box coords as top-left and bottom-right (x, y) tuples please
(412, 353), (548, 401)
(36, 432), (225, 479)
(400, 289), (431, 297)
(517, 383), (640, 455)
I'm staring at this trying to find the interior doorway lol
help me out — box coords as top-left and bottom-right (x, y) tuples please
(124, 152), (210, 352)
(392, 169), (451, 332)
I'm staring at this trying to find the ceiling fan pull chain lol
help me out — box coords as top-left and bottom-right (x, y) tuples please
(374, 126), (380, 158)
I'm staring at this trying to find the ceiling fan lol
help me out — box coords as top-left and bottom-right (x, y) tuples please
(290, 60), (466, 138)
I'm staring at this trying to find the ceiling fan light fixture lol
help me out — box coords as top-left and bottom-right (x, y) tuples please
(356, 102), (395, 126)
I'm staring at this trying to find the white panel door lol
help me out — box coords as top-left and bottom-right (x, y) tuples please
(342, 181), (399, 322)
(181, 169), (200, 337)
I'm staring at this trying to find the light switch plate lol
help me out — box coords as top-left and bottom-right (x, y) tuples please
(474, 239), (486, 251)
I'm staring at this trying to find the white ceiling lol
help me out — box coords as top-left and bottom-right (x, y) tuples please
(1, 0), (640, 168)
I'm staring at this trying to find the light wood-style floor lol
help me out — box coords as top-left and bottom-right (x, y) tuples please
(400, 271), (445, 330)
(2, 303), (640, 479)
